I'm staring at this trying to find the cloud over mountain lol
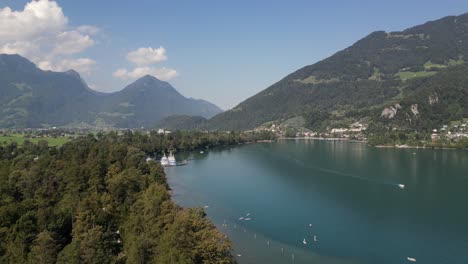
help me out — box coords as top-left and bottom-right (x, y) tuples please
(113, 66), (177, 81)
(127, 46), (167, 66)
(113, 46), (177, 81)
(0, 0), (97, 73)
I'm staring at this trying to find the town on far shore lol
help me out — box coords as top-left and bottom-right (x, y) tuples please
(0, 119), (467, 149)
(253, 118), (468, 149)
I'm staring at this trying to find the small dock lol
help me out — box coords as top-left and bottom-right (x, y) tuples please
(162, 160), (188, 167)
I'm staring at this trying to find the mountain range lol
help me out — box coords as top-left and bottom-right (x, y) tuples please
(0, 54), (222, 128)
(2, 13), (468, 132)
(201, 12), (468, 132)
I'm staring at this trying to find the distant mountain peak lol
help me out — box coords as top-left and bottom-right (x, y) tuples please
(0, 53), (32, 62)
(141, 74), (159, 80)
(135, 74), (165, 84)
(64, 69), (81, 79)
(0, 54), (222, 128)
(63, 68), (100, 94)
(122, 74), (173, 93)
(0, 53), (38, 72)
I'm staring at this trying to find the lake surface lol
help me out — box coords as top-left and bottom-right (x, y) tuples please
(165, 139), (468, 264)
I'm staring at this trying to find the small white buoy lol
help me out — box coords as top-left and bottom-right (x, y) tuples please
(308, 223), (312, 227)
(407, 257), (416, 262)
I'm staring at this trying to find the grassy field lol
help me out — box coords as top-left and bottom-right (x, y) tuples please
(295, 75), (340, 84)
(423, 61), (447, 70)
(394, 71), (437, 81)
(0, 134), (71, 147)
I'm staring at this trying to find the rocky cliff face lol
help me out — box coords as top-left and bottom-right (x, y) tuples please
(381, 104), (402, 119)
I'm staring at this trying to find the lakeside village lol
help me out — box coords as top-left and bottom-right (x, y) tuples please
(254, 119), (468, 148)
(0, 127), (174, 144)
(1, 119), (467, 149)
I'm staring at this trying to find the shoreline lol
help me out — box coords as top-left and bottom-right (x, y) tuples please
(277, 137), (464, 150)
(278, 136), (367, 143)
(374, 144), (457, 150)
(255, 139), (275, 143)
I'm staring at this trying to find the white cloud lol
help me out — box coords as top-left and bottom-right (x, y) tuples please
(0, 0), (67, 42)
(0, 0), (98, 74)
(113, 67), (177, 81)
(38, 58), (96, 74)
(0, 41), (39, 57)
(51, 30), (95, 55)
(76, 25), (99, 35)
(113, 46), (177, 82)
(112, 68), (128, 79)
(126, 46), (167, 66)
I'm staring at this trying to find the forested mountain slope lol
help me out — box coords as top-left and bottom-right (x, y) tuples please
(207, 13), (468, 131)
(0, 55), (222, 128)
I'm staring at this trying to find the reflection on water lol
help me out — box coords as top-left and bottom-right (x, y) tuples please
(167, 139), (468, 264)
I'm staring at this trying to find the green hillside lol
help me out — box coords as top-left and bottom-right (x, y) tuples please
(99, 75), (222, 128)
(206, 13), (468, 132)
(156, 115), (208, 130)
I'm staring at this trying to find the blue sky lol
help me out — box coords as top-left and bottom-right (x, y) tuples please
(2, 1), (468, 109)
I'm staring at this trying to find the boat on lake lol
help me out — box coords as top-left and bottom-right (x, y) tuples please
(160, 152), (169, 166)
(168, 151), (176, 166)
(161, 151), (176, 167)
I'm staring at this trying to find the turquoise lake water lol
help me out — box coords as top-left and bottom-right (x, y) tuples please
(165, 139), (468, 264)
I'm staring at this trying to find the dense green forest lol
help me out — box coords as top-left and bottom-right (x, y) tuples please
(0, 131), (274, 263)
(375, 64), (468, 130)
